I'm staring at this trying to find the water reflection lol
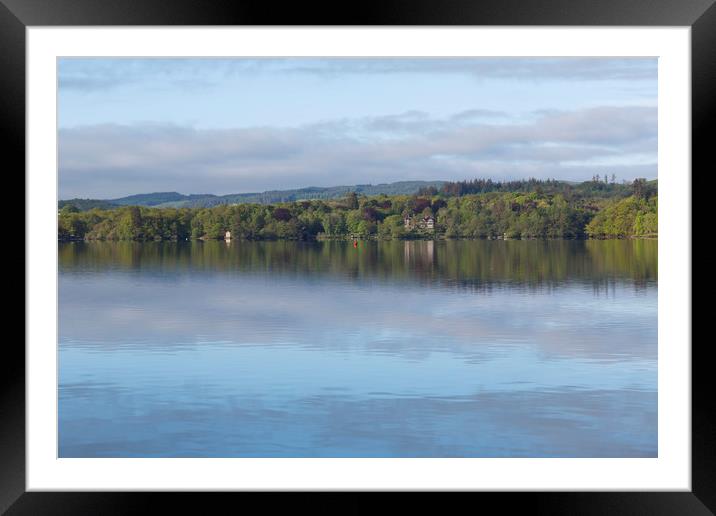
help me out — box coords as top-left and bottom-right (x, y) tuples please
(59, 240), (657, 458)
(60, 239), (657, 289)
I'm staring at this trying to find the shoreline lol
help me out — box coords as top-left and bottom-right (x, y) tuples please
(58, 234), (658, 243)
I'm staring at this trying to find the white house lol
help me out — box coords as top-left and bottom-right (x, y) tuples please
(404, 215), (435, 231)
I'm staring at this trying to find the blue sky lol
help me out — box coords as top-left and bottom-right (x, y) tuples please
(58, 58), (657, 199)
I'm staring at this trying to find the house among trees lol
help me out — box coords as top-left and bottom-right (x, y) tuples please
(403, 214), (435, 231)
(224, 230), (231, 241)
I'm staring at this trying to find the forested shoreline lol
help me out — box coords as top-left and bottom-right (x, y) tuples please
(58, 178), (657, 241)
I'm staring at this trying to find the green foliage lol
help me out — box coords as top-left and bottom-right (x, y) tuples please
(439, 177), (636, 199)
(345, 192), (359, 210)
(586, 196), (658, 238)
(58, 184), (658, 242)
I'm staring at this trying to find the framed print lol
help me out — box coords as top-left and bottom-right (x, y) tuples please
(5, 0), (710, 513)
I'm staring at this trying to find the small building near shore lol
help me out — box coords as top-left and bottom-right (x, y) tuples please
(403, 215), (435, 231)
(224, 231), (231, 241)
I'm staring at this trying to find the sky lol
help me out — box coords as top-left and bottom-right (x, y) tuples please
(58, 58), (657, 199)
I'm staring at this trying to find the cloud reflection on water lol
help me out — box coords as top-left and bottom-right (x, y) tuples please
(59, 240), (657, 457)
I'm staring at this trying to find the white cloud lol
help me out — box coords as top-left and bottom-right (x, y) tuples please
(59, 105), (657, 198)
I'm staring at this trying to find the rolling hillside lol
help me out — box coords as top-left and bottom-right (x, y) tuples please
(59, 181), (446, 210)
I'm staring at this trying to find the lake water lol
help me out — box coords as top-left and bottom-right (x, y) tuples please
(59, 239), (657, 457)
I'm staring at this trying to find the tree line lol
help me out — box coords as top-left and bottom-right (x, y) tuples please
(59, 178), (657, 241)
(421, 176), (637, 199)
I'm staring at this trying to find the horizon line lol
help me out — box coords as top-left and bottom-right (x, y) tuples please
(59, 176), (658, 202)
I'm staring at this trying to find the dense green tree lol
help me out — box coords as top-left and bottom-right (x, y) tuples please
(586, 196), (658, 238)
(57, 182), (657, 242)
(346, 192), (359, 210)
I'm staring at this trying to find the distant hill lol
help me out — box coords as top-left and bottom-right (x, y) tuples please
(58, 198), (119, 211)
(109, 192), (222, 207)
(59, 178), (657, 211)
(59, 180), (446, 210)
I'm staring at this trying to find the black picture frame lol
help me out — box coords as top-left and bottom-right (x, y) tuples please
(4, 0), (707, 512)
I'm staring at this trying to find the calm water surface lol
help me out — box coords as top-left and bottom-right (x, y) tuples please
(59, 240), (657, 457)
